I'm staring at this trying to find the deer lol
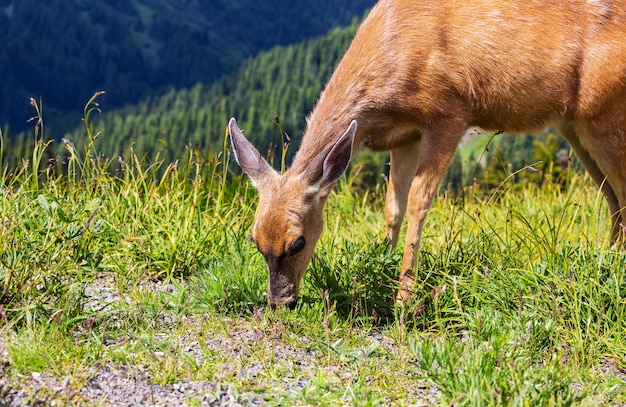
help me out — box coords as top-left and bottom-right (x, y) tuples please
(228, 0), (626, 309)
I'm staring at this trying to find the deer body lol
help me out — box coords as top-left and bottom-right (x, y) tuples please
(229, 0), (626, 308)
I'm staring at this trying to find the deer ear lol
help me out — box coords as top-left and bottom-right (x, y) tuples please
(305, 120), (357, 195)
(229, 118), (277, 187)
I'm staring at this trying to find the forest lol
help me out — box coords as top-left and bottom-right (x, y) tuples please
(0, 0), (373, 135)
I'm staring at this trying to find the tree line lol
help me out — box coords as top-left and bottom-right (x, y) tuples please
(0, 0), (374, 136)
(49, 22), (359, 167)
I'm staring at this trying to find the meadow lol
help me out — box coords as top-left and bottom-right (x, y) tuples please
(0, 97), (624, 406)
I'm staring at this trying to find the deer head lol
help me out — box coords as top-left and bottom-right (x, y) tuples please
(228, 118), (356, 308)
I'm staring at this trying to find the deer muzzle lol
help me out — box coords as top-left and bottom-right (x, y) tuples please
(268, 270), (299, 309)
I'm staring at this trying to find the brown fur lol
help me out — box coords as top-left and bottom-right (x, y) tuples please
(231, 0), (626, 307)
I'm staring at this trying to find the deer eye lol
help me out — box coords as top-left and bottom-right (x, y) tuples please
(289, 236), (306, 255)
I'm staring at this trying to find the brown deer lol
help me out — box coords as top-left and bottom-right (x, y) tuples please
(229, 0), (626, 308)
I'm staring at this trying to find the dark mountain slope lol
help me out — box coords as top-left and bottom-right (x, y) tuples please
(58, 21), (361, 164)
(0, 0), (374, 135)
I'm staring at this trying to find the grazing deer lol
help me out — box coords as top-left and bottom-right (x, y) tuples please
(229, 0), (626, 308)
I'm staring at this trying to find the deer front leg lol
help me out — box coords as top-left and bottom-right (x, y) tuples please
(385, 140), (422, 247)
(396, 119), (466, 305)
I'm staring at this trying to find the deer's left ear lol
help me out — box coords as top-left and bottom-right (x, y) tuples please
(304, 120), (356, 195)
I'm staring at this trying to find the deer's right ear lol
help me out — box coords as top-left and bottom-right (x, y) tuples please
(229, 118), (277, 187)
(302, 120), (356, 196)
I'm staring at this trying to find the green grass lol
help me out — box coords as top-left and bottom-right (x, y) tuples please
(0, 95), (624, 405)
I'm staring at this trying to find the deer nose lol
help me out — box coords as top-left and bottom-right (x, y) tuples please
(285, 298), (298, 310)
(269, 296), (298, 310)
(268, 271), (298, 309)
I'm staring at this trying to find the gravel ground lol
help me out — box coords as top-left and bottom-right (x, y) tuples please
(0, 276), (441, 406)
(2, 276), (623, 406)
(0, 364), (256, 406)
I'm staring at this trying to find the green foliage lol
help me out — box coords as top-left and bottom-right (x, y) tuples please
(0, 92), (236, 327)
(308, 235), (401, 323)
(349, 149), (389, 194)
(1, 94), (625, 405)
(411, 313), (585, 406)
(451, 130), (576, 195)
